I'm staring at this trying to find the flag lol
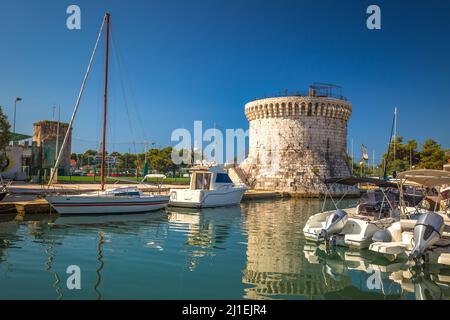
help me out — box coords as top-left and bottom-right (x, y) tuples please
(362, 144), (369, 161)
(143, 161), (149, 177)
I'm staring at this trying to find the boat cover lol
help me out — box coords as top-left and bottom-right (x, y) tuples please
(325, 176), (397, 188)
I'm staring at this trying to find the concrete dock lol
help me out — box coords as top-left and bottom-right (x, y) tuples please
(0, 199), (55, 216)
(0, 183), (286, 217)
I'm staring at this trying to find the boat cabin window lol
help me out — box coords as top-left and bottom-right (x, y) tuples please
(215, 173), (232, 183)
(114, 191), (140, 197)
(194, 172), (211, 190)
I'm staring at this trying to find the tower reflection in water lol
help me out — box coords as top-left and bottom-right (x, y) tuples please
(241, 199), (351, 299)
(240, 199), (450, 300)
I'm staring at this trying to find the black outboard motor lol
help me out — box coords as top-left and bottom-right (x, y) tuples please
(318, 209), (348, 242)
(410, 212), (445, 263)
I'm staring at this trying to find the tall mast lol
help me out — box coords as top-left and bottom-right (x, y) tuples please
(47, 14), (107, 188)
(55, 105), (60, 162)
(101, 13), (110, 191)
(382, 107), (397, 181)
(393, 107), (397, 162)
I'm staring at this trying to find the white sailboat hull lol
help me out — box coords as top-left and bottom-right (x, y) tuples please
(46, 195), (169, 215)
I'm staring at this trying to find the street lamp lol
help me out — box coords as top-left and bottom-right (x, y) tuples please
(13, 97), (22, 134)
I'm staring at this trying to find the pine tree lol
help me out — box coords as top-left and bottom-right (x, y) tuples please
(419, 139), (446, 170)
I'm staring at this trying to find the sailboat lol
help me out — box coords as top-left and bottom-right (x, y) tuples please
(46, 13), (169, 215)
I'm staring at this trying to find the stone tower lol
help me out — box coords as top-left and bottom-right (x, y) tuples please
(33, 120), (72, 175)
(240, 84), (355, 196)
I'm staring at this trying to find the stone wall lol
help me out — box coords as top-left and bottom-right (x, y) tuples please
(240, 95), (357, 196)
(32, 121), (72, 174)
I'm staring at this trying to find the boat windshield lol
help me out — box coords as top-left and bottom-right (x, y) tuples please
(357, 189), (398, 218)
(194, 172), (211, 190)
(215, 173), (232, 183)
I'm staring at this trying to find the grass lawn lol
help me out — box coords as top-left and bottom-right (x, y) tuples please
(56, 175), (190, 184)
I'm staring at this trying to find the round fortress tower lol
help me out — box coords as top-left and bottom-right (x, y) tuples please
(240, 84), (354, 196)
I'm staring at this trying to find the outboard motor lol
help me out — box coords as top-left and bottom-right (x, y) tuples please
(318, 209), (348, 242)
(410, 212), (445, 263)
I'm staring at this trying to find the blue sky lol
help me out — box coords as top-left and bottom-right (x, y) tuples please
(1, 0), (449, 161)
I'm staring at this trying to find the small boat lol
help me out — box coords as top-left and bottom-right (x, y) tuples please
(303, 176), (404, 249)
(168, 164), (247, 208)
(369, 170), (450, 266)
(47, 186), (168, 215)
(45, 13), (169, 215)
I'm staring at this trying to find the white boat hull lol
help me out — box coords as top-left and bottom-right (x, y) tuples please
(369, 215), (450, 265)
(168, 187), (246, 208)
(303, 209), (396, 249)
(46, 195), (169, 215)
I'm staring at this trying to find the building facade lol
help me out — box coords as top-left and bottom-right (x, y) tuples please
(32, 121), (72, 175)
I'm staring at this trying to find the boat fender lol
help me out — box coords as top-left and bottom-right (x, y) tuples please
(372, 229), (392, 242)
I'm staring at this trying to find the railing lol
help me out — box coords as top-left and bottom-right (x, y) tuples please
(248, 89), (347, 102)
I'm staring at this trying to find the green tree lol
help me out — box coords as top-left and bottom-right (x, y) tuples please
(418, 139), (446, 169)
(380, 137), (447, 174)
(146, 147), (179, 176)
(0, 107), (11, 171)
(350, 159), (375, 177)
(381, 137), (420, 176)
(121, 153), (137, 172)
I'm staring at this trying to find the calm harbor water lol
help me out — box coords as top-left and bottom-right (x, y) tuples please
(0, 198), (449, 300)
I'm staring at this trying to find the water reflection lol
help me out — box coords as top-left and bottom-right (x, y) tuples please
(0, 215), (20, 275)
(166, 206), (242, 271)
(305, 244), (450, 300)
(53, 212), (169, 299)
(0, 211), (169, 300)
(0, 198), (449, 299)
(43, 235), (63, 300)
(241, 199), (353, 299)
(240, 199), (450, 300)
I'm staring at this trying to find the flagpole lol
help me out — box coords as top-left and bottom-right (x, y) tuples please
(351, 139), (354, 176)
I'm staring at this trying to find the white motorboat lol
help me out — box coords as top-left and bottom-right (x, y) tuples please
(45, 13), (169, 215)
(303, 176), (404, 249)
(46, 186), (169, 215)
(168, 165), (247, 208)
(369, 170), (450, 266)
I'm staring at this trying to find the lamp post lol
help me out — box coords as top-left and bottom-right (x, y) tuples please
(13, 97), (22, 134)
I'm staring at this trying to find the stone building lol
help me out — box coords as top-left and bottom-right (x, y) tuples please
(32, 120), (72, 175)
(240, 84), (356, 196)
(1, 140), (32, 180)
